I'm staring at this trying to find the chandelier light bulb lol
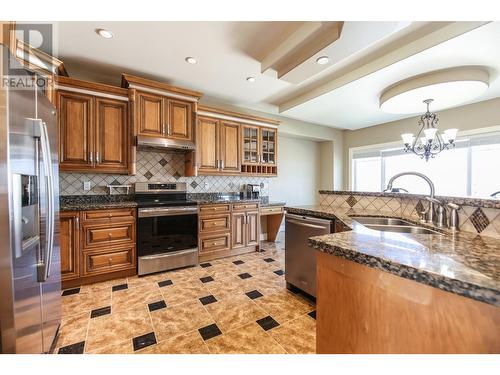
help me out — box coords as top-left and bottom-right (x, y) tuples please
(423, 128), (438, 141)
(401, 133), (414, 144)
(443, 128), (458, 142)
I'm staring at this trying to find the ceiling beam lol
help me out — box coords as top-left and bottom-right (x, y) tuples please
(278, 21), (489, 113)
(260, 21), (344, 79)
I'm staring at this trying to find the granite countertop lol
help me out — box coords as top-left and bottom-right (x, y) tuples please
(60, 195), (286, 211)
(285, 205), (500, 307)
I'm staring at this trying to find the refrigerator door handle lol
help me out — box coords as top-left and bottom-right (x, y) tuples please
(36, 120), (55, 281)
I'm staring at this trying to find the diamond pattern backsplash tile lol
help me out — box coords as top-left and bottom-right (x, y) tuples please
(60, 151), (270, 196)
(469, 207), (490, 233)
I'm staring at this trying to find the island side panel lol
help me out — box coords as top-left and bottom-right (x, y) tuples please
(316, 252), (500, 354)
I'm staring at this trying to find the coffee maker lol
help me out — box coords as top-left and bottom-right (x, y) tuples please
(245, 184), (260, 199)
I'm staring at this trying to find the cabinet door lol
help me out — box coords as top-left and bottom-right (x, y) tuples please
(246, 211), (260, 246)
(95, 98), (129, 173)
(220, 121), (241, 173)
(137, 92), (165, 136)
(260, 127), (277, 165)
(58, 91), (94, 170)
(241, 125), (260, 164)
(231, 212), (246, 249)
(168, 99), (192, 141)
(59, 211), (80, 281)
(197, 116), (220, 173)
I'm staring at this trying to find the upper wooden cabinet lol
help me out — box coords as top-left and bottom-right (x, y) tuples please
(197, 116), (241, 175)
(57, 76), (131, 174)
(122, 74), (201, 143)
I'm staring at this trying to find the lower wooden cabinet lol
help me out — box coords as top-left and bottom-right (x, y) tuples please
(59, 208), (137, 288)
(60, 211), (80, 282)
(199, 203), (260, 262)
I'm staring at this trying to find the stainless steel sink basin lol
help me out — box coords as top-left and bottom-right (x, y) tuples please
(351, 216), (442, 235)
(350, 216), (413, 226)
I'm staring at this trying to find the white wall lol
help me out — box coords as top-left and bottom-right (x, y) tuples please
(269, 135), (321, 206)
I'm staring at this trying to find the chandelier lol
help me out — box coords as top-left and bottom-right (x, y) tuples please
(400, 99), (458, 161)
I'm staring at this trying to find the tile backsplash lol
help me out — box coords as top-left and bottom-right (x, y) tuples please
(59, 151), (270, 196)
(319, 192), (500, 239)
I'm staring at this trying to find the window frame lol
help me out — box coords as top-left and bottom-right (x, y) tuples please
(348, 126), (500, 195)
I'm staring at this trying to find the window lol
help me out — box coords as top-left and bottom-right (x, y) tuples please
(351, 132), (500, 198)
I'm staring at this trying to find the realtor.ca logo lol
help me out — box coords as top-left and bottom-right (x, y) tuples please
(1, 23), (53, 90)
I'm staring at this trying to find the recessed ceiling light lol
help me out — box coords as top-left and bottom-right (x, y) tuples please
(316, 56), (330, 65)
(246, 77), (256, 83)
(380, 67), (489, 114)
(96, 28), (113, 39)
(185, 57), (197, 64)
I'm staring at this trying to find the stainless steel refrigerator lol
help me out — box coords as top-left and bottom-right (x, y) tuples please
(0, 46), (61, 353)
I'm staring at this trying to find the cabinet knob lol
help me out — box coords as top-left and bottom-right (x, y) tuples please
(212, 242), (217, 246)
(108, 258), (112, 264)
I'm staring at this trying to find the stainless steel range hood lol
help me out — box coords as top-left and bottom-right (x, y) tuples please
(136, 135), (196, 152)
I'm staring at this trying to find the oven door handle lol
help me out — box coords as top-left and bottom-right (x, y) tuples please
(138, 207), (199, 218)
(139, 248), (198, 260)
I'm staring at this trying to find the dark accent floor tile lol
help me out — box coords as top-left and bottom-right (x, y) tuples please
(58, 341), (85, 354)
(148, 300), (167, 312)
(238, 273), (252, 279)
(199, 295), (217, 306)
(273, 269), (285, 276)
(232, 260), (245, 265)
(308, 310), (316, 320)
(133, 332), (157, 351)
(263, 258), (275, 263)
(90, 306), (111, 318)
(158, 279), (173, 287)
(112, 283), (128, 292)
(256, 316), (280, 331)
(198, 323), (222, 341)
(61, 288), (80, 296)
(200, 262), (212, 268)
(200, 276), (214, 283)
(245, 290), (263, 300)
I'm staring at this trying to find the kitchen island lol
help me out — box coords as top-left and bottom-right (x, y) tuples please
(286, 205), (500, 354)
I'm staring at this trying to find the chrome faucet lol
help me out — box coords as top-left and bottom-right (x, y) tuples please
(384, 171), (436, 224)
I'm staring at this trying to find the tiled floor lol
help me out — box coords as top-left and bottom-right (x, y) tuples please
(55, 234), (317, 354)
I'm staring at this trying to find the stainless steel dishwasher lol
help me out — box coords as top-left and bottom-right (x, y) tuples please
(285, 213), (332, 297)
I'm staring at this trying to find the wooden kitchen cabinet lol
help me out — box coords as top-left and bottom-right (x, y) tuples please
(168, 99), (192, 141)
(196, 116), (241, 175)
(242, 125), (260, 164)
(137, 91), (164, 136)
(246, 211), (260, 246)
(59, 211), (80, 282)
(231, 212), (246, 249)
(58, 91), (94, 170)
(57, 76), (131, 174)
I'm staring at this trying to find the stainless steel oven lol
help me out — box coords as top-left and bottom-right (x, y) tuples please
(136, 182), (198, 275)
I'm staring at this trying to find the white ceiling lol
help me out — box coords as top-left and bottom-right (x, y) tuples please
(54, 21), (500, 130)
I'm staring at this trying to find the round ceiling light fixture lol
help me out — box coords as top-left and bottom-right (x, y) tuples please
(246, 76), (256, 83)
(96, 28), (114, 39)
(185, 57), (197, 64)
(316, 56), (330, 65)
(380, 67), (489, 114)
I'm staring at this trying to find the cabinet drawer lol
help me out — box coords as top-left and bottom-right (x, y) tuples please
(199, 214), (231, 233)
(260, 206), (284, 215)
(83, 246), (135, 275)
(233, 202), (259, 211)
(82, 208), (135, 223)
(82, 222), (135, 249)
(199, 204), (231, 215)
(199, 233), (231, 253)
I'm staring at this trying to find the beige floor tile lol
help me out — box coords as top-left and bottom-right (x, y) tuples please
(62, 289), (111, 317)
(206, 322), (286, 354)
(150, 300), (214, 341)
(138, 331), (209, 354)
(85, 304), (153, 353)
(87, 339), (134, 354)
(56, 312), (90, 348)
(112, 284), (163, 311)
(80, 278), (128, 293)
(269, 315), (316, 354)
(204, 277), (246, 301)
(160, 281), (210, 306)
(204, 295), (268, 332)
(254, 292), (313, 324)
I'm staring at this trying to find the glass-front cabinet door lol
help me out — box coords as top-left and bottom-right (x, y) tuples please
(260, 127), (277, 165)
(242, 125), (260, 164)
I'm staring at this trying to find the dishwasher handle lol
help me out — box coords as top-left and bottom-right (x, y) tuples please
(285, 218), (330, 230)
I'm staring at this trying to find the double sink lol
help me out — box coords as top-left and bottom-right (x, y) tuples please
(351, 216), (442, 235)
